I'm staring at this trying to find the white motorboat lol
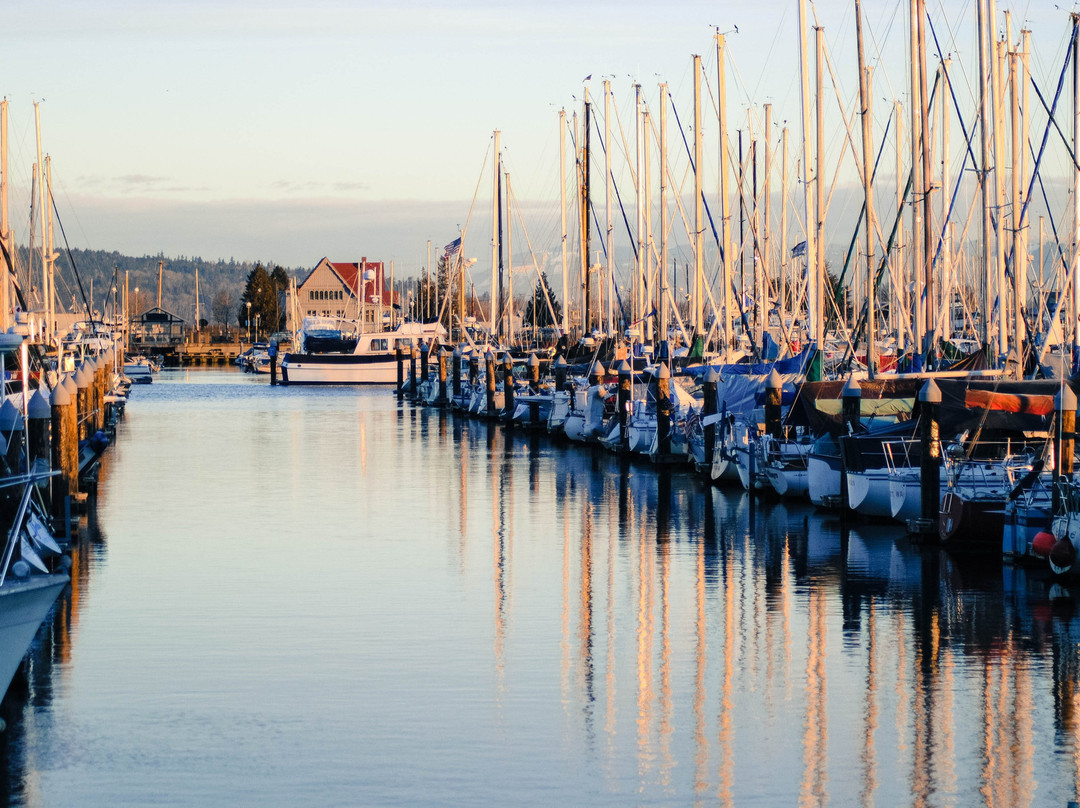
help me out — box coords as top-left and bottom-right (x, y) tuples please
(123, 357), (154, 384)
(280, 318), (446, 385)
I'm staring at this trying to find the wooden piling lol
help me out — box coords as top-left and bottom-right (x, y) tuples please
(656, 363), (672, 458)
(409, 345), (418, 400)
(588, 360), (604, 387)
(396, 346), (405, 400)
(553, 356), (568, 392)
(502, 353), (515, 426)
(839, 375), (863, 511)
(1054, 385), (1078, 514)
(28, 389), (51, 504)
(452, 347), (462, 401)
(526, 353), (540, 388)
(916, 379), (942, 537)
(842, 375), (862, 434)
(437, 349), (448, 406)
(703, 368), (719, 467)
(485, 352), (497, 416)
(420, 341), (430, 392)
(269, 339), (278, 386)
(764, 368), (782, 439)
(51, 381), (78, 524)
(74, 363), (92, 441)
(617, 360), (632, 451)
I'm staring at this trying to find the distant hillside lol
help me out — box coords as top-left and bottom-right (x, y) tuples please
(10, 247), (306, 327)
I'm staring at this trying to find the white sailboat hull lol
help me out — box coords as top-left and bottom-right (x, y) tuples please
(0, 573), (68, 698)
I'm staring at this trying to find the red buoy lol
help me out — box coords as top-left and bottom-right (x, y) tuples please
(1032, 531), (1057, 557)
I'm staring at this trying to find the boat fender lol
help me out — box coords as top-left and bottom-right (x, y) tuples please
(1049, 537), (1077, 576)
(10, 560), (29, 579)
(89, 431), (110, 453)
(1032, 531), (1056, 558)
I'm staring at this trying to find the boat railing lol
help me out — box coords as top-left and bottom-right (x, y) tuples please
(881, 438), (920, 473)
(0, 470), (58, 586)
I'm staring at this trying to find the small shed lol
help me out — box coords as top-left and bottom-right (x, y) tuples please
(130, 306), (185, 350)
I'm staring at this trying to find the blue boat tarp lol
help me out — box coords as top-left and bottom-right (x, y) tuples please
(683, 345), (814, 378)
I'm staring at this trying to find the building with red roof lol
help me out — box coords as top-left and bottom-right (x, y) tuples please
(296, 257), (397, 327)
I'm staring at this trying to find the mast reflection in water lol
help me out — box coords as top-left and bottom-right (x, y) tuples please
(0, 369), (1078, 806)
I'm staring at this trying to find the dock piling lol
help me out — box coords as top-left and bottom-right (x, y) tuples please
(703, 368), (719, 467)
(502, 353), (515, 426)
(396, 346), (405, 400)
(915, 379), (942, 538)
(617, 360), (632, 451)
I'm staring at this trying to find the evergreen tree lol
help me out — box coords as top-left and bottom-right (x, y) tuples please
(239, 264), (276, 337)
(521, 273), (561, 330)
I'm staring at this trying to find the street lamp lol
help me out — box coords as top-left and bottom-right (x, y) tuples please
(246, 301), (252, 344)
(255, 313), (260, 344)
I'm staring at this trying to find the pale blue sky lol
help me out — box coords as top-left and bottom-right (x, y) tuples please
(1, 0), (1077, 281)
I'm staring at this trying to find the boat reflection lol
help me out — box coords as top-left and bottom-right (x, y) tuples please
(430, 413), (1080, 804)
(0, 500), (103, 805)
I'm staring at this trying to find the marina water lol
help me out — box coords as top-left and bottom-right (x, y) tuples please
(0, 368), (1078, 805)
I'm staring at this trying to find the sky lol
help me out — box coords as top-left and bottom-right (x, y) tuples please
(2, 0), (1079, 284)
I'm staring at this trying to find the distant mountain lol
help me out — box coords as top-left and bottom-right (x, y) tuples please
(10, 247), (305, 327)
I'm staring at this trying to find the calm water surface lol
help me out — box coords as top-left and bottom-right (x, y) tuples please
(0, 368), (1077, 806)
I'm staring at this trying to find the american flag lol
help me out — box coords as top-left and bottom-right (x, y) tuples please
(444, 237), (462, 258)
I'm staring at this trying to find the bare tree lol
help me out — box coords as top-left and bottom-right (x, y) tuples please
(212, 286), (234, 327)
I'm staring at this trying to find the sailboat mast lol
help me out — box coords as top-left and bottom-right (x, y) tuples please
(752, 136), (763, 353)
(940, 59), (953, 342)
(659, 82), (669, 345)
(1010, 45), (1023, 355)
(978, 0), (994, 354)
(856, 0), (876, 377)
(497, 143), (505, 342)
(992, 1), (1007, 362)
(693, 53), (704, 338)
(505, 169), (513, 345)
(34, 102), (48, 338)
(717, 32), (733, 358)
(814, 26), (826, 349)
(0, 100), (8, 332)
(582, 88), (592, 334)
(1073, 13), (1080, 372)
(559, 111), (569, 336)
(763, 103), (772, 356)
(635, 84), (645, 338)
(916, 0), (934, 361)
(491, 129), (500, 340)
(643, 107), (653, 345)
(798, 0), (817, 353)
(604, 80), (614, 336)
(780, 125), (789, 344)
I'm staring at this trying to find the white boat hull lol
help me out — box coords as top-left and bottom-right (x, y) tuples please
(847, 469), (894, 518)
(807, 454), (842, 507)
(280, 354), (398, 384)
(0, 574), (68, 698)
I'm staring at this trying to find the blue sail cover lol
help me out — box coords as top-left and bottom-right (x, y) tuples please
(682, 345), (814, 379)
